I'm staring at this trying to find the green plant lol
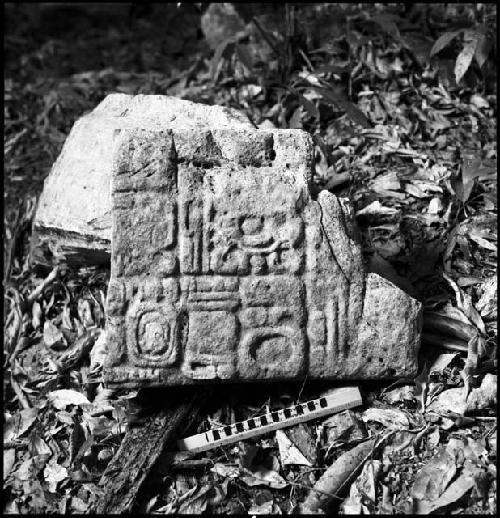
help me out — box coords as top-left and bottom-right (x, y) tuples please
(430, 19), (496, 84)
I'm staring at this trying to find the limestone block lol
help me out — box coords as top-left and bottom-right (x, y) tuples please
(104, 128), (422, 386)
(32, 94), (254, 265)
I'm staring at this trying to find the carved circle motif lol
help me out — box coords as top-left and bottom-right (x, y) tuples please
(137, 311), (171, 355)
(127, 304), (178, 366)
(240, 326), (304, 378)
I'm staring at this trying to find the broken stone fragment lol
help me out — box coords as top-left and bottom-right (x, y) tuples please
(104, 127), (422, 386)
(32, 94), (254, 266)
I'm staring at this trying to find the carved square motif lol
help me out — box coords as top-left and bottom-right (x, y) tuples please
(126, 302), (179, 367)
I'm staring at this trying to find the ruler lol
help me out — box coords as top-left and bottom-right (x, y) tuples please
(177, 386), (362, 453)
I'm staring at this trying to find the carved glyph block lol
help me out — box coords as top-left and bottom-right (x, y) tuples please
(104, 128), (422, 386)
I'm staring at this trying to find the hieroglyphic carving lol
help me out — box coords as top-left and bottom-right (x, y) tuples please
(105, 127), (421, 387)
(238, 275), (305, 378)
(180, 199), (204, 274)
(180, 276), (239, 378)
(182, 309), (237, 379)
(108, 129), (338, 380)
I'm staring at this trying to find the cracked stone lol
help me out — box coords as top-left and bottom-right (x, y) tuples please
(103, 125), (422, 386)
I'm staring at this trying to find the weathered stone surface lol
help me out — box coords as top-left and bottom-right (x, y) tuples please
(104, 128), (422, 386)
(32, 94), (253, 265)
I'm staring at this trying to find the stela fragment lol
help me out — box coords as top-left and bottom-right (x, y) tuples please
(104, 127), (422, 386)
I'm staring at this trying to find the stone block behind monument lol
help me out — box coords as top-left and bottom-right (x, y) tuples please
(104, 127), (422, 386)
(32, 94), (254, 265)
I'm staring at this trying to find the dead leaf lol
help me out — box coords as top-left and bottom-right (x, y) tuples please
(308, 85), (372, 128)
(299, 439), (377, 514)
(415, 465), (486, 514)
(29, 434), (52, 457)
(44, 460), (68, 493)
(414, 363), (429, 412)
(427, 427), (440, 449)
(211, 462), (239, 479)
(258, 119), (277, 130)
(32, 301), (42, 330)
(474, 32), (492, 68)
(284, 424), (317, 465)
(356, 200), (400, 224)
(77, 299), (95, 328)
(411, 441), (462, 501)
(476, 278), (496, 321)
(382, 385), (416, 406)
(61, 304), (73, 330)
(4, 449), (16, 480)
(468, 232), (497, 252)
(455, 31), (480, 84)
(241, 466), (287, 489)
(429, 353), (460, 375)
(48, 389), (91, 410)
(405, 182), (428, 198)
(369, 171), (401, 196)
(466, 374), (497, 412)
(427, 387), (467, 416)
(70, 496), (88, 513)
(248, 500), (274, 514)
(177, 484), (210, 514)
(15, 457), (37, 482)
(276, 429), (311, 466)
(238, 442), (259, 471)
(430, 30), (463, 57)
(362, 407), (410, 429)
(90, 386), (115, 416)
(424, 311), (477, 341)
(381, 484), (393, 513)
(372, 13), (401, 40)
(4, 407), (38, 442)
(288, 105), (304, 129)
(43, 320), (66, 349)
(323, 410), (367, 447)
(382, 429), (426, 457)
(59, 328), (101, 372)
(89, 330), (108, 372)
(341, 459), (382, 514)
(443, 273), (486, 335)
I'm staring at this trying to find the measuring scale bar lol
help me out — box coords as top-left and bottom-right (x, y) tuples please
(177, 386), (362, 454)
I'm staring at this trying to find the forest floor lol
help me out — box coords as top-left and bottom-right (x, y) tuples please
(3, 3), (497, 514)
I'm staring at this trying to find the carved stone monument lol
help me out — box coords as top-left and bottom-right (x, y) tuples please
(104, 127), (422, 386)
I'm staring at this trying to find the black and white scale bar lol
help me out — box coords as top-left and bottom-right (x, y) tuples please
(177, 386), (362, 454)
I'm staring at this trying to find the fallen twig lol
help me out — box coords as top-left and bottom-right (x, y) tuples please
(58, 328), (101, 373)
(10, 373), (31, 409)
(3, 208), (21, 284)
(27, 265), (59, 303)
